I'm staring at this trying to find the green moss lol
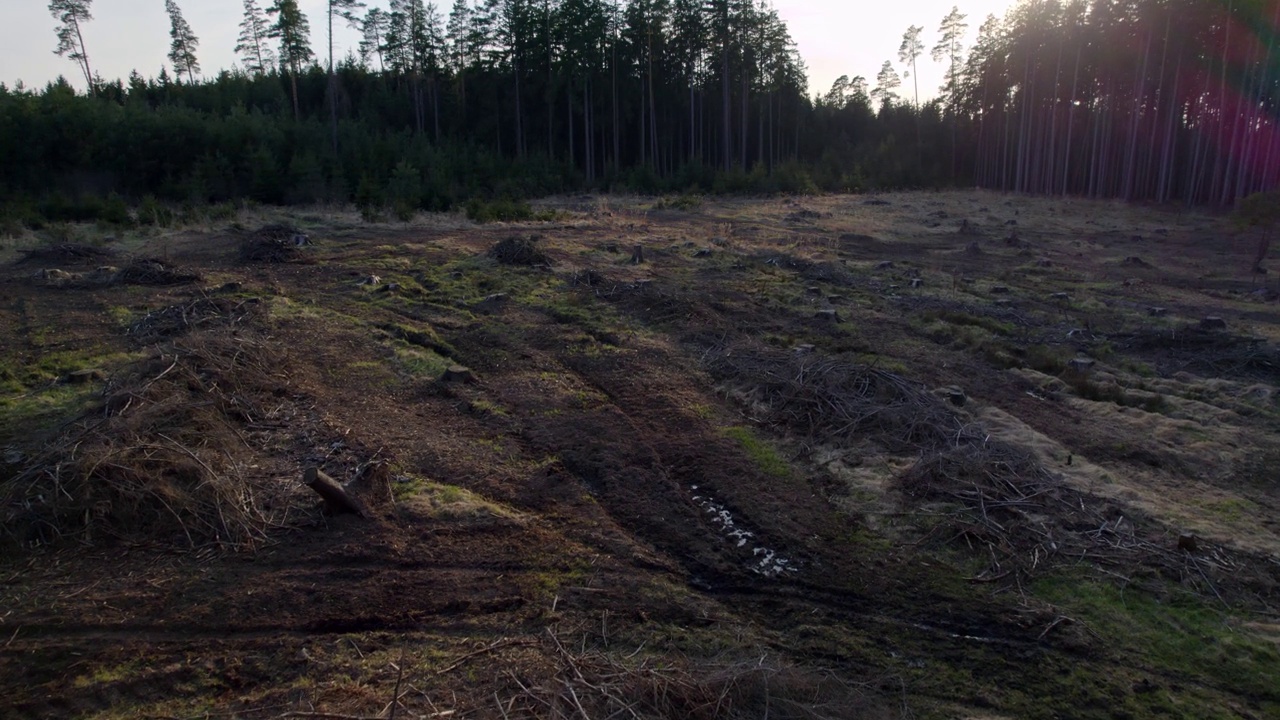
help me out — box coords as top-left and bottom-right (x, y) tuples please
(721, 426), (792, 478)
(1032, 574), (1280, 714)
(0, 383), (100, 444)
(390, 343), (450, 378)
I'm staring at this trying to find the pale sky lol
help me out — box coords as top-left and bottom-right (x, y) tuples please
(1, 0), (1016, 101)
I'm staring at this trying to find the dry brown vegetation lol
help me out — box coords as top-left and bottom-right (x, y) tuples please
(1, 192), (1278, 720)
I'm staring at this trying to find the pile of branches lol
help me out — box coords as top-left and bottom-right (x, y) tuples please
(1116, 328), (1279, 382)
(128, 296), (263, 344)
(897, 437), (1265, 600)
(493, 631), (890, 720)
(490, 235), (550, 266)
(704, 344), (1274, 600)
(118, 257), (201, 286)
(17, 243), (116, 265)
(238, 224), (310, 263)
(704, 347), (962, 451)
(0, 330), (303, 550)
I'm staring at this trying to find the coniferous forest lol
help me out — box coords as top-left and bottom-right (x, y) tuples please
(4, 0), (1279, 224)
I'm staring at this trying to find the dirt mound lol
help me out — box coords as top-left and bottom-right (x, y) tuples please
(127, 296), (264, 344)
(239, 224), (311, 263)
(17, 243), (117, 265)
(0, 331), (301, 550)
(489, 235), (550, 266)
(118, 257), (202, 286)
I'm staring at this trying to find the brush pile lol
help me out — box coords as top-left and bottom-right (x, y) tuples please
(490, 630), (890, 720)
(489, 235), (550, 266)
(704, 345), (1275, 599)
(239, 224), (311, 263)
(127, 296), (263, 344)
(0, 330), (304, 550)
(117, 257), (202, 286)
(18, 243), (117, 265)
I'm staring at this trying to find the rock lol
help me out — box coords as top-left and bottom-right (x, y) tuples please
(1146, 306), (1167, 317)
(1177, 533), (1198, 553)
(218, 281), (244, 293)
(1068, 357), (1096, 373)
(359, 274), (381, 286)
(693, 248), (712, 258)
(990, 285), (1010, 294)
(994, 298), (1013, 306)
(910, 278), (924, 288)
(64, 369), (106, 384)
(379, 282), (402, 293)
(888, 284), (901, 290)
(1199, 316), (1227, 330)
(875, 261), (894, 270)
(1050, 292), (1070, 301)
(37, 268), (75, 281)
(442, 365), (478, 383)
(945, 387), (967, 407)
(2, 447), (23, 466)
(710, 236), (728, 246)
(806, 286), (822, 294)
(793, 343), (816, 354)
(481, 292), (508, 303)
(815, 308), (840, 322)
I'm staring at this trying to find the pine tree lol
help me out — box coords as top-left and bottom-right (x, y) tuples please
(48, 0), (94, 92)
(932, 6), (968, 112)
(326, 0), (365, 152)
(235, 0), (276, 75)
(267, 0), (314, 119)
(165, 0), (201, 84)
(359, 7), (390, 71)
(871, 60), (901, 109)
(897, 25), (923, 109)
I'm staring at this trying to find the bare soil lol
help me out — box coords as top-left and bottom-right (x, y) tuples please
(1, 192), (1278, 719)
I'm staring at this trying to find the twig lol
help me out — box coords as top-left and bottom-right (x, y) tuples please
(435, 638), (535, 676)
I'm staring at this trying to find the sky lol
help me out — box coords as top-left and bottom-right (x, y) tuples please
(2, 0), (1018, 101)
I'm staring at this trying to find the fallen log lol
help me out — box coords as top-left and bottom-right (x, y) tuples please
(303, 467), (367, 517)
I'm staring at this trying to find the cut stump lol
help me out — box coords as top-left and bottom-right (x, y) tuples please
(303, 467), (367, 517)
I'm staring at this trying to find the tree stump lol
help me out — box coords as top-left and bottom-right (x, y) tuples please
(1200, 316), (1227, 330)
(303, 467), (367, 517)
(1147, 307), (1167, 317)
(1068, 357), (1096, 373)
(442, 365), (478, 383)
(910, 278), (924, 288)
(815, 308), (839, 322)
(631, 245), (645, 264)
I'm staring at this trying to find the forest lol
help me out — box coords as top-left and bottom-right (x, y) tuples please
(4, 0), (1279, 224)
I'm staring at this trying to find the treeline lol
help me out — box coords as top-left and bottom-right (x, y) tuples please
(3, 0), (1276, 225)
(956, 0), (1280, 204)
